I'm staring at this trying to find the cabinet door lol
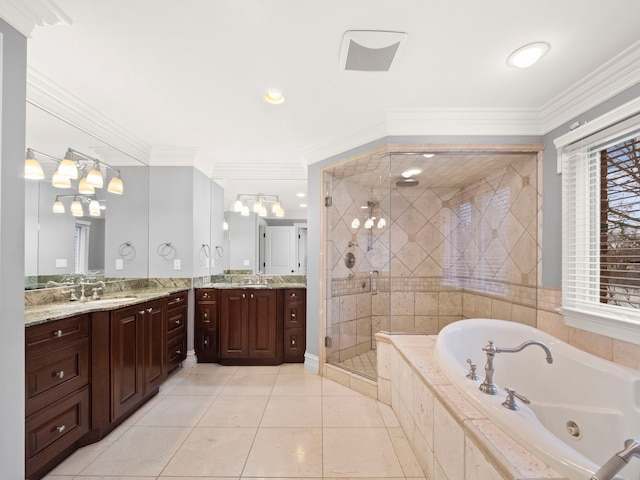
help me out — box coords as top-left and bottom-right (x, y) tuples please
(248, 289), (278, 358)
(144, 300), (166, 391)
(219, 289), (248, 358)
(110, 306), (144, 421)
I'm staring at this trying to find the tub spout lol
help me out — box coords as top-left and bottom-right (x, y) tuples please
(479, 339), (553, 395)
(591, 439), (640, 480)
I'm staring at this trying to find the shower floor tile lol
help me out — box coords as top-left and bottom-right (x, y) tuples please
(337, 349), (377, 378)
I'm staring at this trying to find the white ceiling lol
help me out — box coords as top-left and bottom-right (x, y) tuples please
(13, 0), (640, 219)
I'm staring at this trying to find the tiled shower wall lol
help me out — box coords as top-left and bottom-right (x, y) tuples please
(325, 154), (538, 364)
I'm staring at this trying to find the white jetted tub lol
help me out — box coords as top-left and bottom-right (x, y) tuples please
(434, 319), (640, 480)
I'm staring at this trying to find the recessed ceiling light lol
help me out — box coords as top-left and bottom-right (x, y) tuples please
(264, 89), (285, 104)
(296, 192), (306, 197)
(506, 42), (550, 68)
(300, 203), (307, 208)
(402, 168), (422, 178)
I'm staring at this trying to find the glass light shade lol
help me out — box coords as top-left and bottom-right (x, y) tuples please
(52, 200), (65, 213)
(233, 200), (244, 212)
(272, 201), (282, 214)
(86, 166), (103, 188)
(275, 209), (284, 217)
(58, 157), (78, 179)
(78, 177), (95, 194)
(364, 218), (374, 229)
(52, 169), (72, 188)
(107, 176), (124, 194)
(89, 200), (101, 216)
(223, 219), (229, 231)
(25, 158), (45, 180)
(253, 199), (263, 213)
(377, 217), (386, 228)
(70, 200), (83, 217)
(258, 205), (268, 217)
(240, 205), (250, 216)
(351, 218), (360, 229)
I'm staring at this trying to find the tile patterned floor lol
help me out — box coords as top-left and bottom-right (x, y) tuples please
(338, 349), (378, 379)
(44, 358), (424, 480)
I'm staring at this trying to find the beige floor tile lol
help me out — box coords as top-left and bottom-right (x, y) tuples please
(191, 363), (239, 375)
(162, 372), (232, 396)
(323, 395), (385, 427)
(278, 363), (309, 375)
(198, 395), (268, 427)
(242, 427), (323, 477)
(220, 373), (277, 395)
(322, 378), (360, 396)
(161, 427), (256, 477)
(378, 402), (401, 428)
(323, 427), (404, 478)
(232, 365), (281, 375)
(260, 395), (322, 427)
(136, 394), (214, 426)
(272, 372), (322, 395)
(80, 426), (191, 476)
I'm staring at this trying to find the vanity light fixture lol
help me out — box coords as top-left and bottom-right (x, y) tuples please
(264, 89), (285, 105)
(24, 149), (45, 180)
(233, 193), (285, 217)
(51, 168), (72, 188)
(53, 194), (104, 217)
(78, 177), (95, 194)
(506, 42), (550, 68)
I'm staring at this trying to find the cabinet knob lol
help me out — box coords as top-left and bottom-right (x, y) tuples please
(175, 350), (182, 355)
(175, 320), (181, 325)
(242, 293), (246, 299)
(53, 329), (63, 338)
(290, 293), (296, 298)
(291, 313), (296, 318)
(139, 310), (146, 315)
(56, 425), (66, 434)
(55, 370), (65, 379)
(250, 293), (254, 299)
(204, 338), (209, 346)
(203, 293), (209, 299)
(147, 307), (153, 313)
(204, 312), (208, 319)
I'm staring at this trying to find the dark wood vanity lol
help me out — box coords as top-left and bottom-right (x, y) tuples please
(24, 290), (188, 480)
(195, 287), (306, 365)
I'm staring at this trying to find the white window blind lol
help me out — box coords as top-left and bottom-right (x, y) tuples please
(561, 113), (640, 343)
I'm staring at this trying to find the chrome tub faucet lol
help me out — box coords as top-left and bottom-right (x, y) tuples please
(479, 340), (553, 395)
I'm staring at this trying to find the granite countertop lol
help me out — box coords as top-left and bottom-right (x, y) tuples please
(25, 287), (189, 327)
(200, 282), (307, 290)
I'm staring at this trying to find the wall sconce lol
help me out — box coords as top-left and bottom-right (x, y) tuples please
(25, 148), (125, 197)
(232, 193), (284, 218)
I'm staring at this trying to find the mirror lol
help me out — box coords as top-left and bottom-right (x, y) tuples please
(25, 103), (150, 289)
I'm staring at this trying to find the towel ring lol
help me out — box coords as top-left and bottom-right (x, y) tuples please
(215, 246), (224, 257)
(157, 242), (174, 258)
(118, 241), (134, 258)
(202, 244), (211, 258)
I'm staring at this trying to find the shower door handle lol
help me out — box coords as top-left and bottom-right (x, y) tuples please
(370, 270), (379, 295)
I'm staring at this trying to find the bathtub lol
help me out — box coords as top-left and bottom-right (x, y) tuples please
(434, 319), (640, 480)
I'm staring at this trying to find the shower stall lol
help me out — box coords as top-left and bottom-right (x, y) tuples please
(322, 148), (540, 380)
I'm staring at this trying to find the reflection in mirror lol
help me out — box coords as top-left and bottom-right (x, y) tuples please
(25, 103), (150, 289)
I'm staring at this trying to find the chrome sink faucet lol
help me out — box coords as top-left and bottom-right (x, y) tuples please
(479, 340), (553, 395)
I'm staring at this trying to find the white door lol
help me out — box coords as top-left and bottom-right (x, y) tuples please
(264, 226), (296, 274)
(297, 226), (307, 275)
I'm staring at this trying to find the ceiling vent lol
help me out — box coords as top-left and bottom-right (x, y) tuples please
(340, 30), (408, 72)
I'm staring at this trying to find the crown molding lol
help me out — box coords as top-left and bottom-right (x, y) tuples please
(212, 161), (307, 180)
(0, 0), (70, 37)
(540, 40), (640, 134)
(27, 66), (152, 164)
(149, 147), (199, 166)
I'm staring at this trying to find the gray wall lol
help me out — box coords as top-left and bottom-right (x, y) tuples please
(210, 181), (225, 274)
(0, 17), (27, 478)
(192, 168), (211, 279)
(105, 165), (150, 278)
(25, 178), (39, 276)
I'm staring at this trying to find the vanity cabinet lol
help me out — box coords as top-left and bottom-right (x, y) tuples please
(166, 291), (188, 372)
(25, 314), (91, 479)
(196, 287), (305, 365)
(194, 289), (219, 362)
(283, 288), (306, 362)
(219, 288), (280, 363)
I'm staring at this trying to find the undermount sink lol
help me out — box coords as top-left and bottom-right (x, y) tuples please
(89, 295), (138, 304)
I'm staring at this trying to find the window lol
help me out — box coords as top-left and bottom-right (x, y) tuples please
(560, 113), (640, 344)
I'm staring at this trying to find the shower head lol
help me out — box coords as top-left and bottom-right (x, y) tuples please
(396, 178), (419, 187)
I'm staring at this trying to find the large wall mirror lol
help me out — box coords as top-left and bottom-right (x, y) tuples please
(25, 102), (150, 289)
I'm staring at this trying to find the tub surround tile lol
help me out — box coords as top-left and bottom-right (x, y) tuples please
(433, 399), (465, 480)
(568, 326), (613, 360)
(613, 339), (640, 370)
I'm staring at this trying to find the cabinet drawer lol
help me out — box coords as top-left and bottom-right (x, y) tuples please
(166, 307), (186, 338)
(26, 338), (89, 416)
(196, 289), (216, 302)
(167, 292), (188, 309)
(167, 333), (186, 366)
(25, 386), (90, 477)
(26, 314), (89, 356)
